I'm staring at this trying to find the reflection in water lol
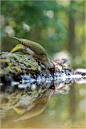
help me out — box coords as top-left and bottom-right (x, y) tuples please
(74, 69), (86, 84)
(14, 85), (55, 122)
(0, 56), (86, 128)
(0, 67), (86, 123)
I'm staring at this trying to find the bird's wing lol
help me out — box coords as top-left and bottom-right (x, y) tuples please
(13, 37), (47, 56)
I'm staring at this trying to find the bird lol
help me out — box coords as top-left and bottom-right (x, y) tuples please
(13, 84), (55, 122)
(10, 37), (55, 78)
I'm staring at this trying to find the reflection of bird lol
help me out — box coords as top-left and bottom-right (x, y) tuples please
(13, 85), (55, 122)
(74, 68), (86, 84)
(11, 37), (55, 77)
(53, 59), (74, 94)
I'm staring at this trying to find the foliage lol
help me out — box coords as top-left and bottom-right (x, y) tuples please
(1, 1), (85, 67)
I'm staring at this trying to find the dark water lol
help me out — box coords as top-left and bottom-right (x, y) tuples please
(0, 70), (86, 128)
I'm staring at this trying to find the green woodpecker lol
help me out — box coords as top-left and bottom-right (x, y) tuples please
(10, 37), (55, 77)
(13, 85), (55, 122)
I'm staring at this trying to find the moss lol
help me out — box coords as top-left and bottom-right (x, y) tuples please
(0, 52), (42, 78)
(5, 67), (12, 73)
(12, 66), (22, 74)
(0, 69), (5, 75)
(0, 52), (47, 110)
(9, 63), (13, 67)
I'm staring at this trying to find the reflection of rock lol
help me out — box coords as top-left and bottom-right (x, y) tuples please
(54, 76), (73, 94)
(0, 57), (75, 121)
(0, 70), (74, 121)
(53, 59), (74, 94)
(0, 73), (55, 121)
(54, 82), (71, 94)
(74, 69), (86, 84)
(0, 80), (49, 111)
(53, 59), (74, 75)
(2, 55), (85, 121)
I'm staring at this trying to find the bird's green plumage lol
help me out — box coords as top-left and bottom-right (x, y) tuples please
(13, 37), (47, 56)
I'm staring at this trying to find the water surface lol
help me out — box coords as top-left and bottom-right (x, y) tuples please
(0, 70), (86, 128)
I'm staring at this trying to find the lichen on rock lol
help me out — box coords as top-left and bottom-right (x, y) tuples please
(0, 52), (42, 81)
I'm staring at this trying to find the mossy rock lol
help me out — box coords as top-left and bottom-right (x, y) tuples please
(0, 52), (42, 82)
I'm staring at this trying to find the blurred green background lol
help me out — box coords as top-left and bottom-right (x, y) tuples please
(1, 0), (85, 69)
(1, 0), (86, 128)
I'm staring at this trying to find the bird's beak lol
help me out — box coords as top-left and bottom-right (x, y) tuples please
(13, 37), (24, 44)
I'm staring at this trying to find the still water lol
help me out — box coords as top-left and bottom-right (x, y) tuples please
(0, 68), (86, 128)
